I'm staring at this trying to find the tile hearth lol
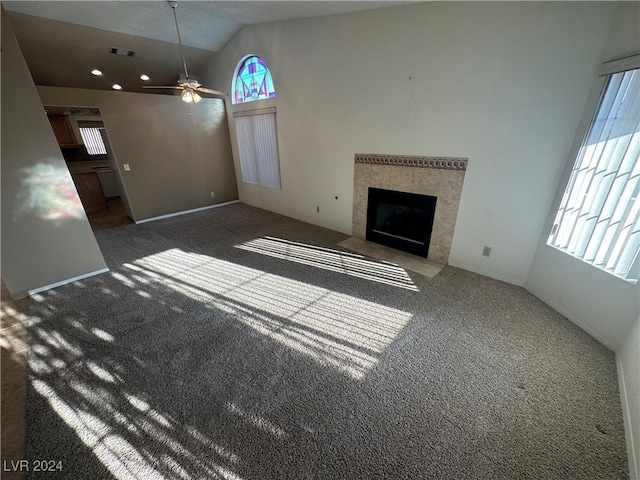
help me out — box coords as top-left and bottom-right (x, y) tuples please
(338, 237), (445, 278)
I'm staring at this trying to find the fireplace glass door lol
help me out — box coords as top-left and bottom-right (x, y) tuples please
(366, 188), (436, 258)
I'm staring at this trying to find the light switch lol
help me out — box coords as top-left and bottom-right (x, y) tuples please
(123, 163), (131, 171)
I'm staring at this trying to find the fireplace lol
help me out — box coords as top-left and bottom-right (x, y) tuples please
(352, 153), (468, 265)
(366, 188), (437, 258)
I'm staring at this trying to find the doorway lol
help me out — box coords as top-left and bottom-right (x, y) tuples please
(44, 105), (133, 231)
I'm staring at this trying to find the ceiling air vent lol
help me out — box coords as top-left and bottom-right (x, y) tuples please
(69, 107), (101, 116)
(109, 47), (136, 57)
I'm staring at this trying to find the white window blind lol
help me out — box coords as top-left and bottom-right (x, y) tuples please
(234, 108), (281, 189)
(79, 127), (107, 155)
(548, 65), (640, 282)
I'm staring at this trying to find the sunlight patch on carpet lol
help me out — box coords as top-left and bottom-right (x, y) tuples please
(235, 236), (419, 291)
(29, 375), (247, 480)
(128, 248), (413, 379)
(226, 402), (288, 438)
(31, 379), (166, 480)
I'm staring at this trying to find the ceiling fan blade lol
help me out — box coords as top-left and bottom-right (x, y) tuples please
(142, 85), (183, 90)
(196, 87), (228, 98)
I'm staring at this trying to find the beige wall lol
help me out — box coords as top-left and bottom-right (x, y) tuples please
(37, 86), (238, 221)
(1, 8), (107, 296)
(202, 1), (617, 286)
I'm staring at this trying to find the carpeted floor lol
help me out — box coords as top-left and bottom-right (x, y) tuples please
(26, 203), (629, 479)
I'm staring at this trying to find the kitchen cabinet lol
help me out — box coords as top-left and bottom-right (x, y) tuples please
(48, 115), (77, 148)
(71, 172), (106, 212)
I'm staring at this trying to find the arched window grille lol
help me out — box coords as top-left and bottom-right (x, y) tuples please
(232, 55), (276, 104)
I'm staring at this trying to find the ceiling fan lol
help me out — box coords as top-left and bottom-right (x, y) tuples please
(143, 1), (227, 103)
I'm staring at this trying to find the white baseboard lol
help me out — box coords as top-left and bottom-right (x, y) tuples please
(617, 354), (639, 480)
(135, 200), (240, 224)
(446, 260), (525, 287)
(27, 267), (110, 297)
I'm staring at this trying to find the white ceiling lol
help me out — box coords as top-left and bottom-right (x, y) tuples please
(3, 1), (418, 52)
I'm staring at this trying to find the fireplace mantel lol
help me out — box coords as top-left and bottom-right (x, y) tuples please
(352, 153), (468, 265)
(355, 153), (467, 171)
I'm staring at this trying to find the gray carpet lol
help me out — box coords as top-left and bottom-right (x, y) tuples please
(26, 203), (629, 479)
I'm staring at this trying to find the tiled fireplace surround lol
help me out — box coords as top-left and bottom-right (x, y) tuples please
(352, 154), (468, 265)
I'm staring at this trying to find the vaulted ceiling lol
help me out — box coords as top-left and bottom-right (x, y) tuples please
(3, 1), (417, 94)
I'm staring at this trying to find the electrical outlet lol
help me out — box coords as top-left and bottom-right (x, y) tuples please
(210, 192), (215, 198)
(123, 163), (131, 171)
(482, 246), (492, 257)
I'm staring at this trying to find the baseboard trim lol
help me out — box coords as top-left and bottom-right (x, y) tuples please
(135, 200), (240, 225)
(446, 260), (525, 287)
(27, 268), (110, 297)
(616, 354), (639, 480)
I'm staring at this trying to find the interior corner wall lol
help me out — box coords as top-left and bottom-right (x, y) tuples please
(202, 1), (617, 286)
(1, 8), (107, 296)
(36, 86), (238, 222)
(525, 0), (640, 351)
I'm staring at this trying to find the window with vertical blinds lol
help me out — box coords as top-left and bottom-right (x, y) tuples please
(233, 108), (281, 189)
(78, 127), (107, 155)
(548, 59), (640, 282)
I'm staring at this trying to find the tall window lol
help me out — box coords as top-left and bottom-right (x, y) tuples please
(232, 55), (276, 104)
(548, 59), (640, 282)
(233, 108), (281, 188)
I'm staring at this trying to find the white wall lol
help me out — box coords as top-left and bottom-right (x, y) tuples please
(525, 1), (640, 351)
(526, 245), (639, 350)
(523, 4), (639, 475)
(202, 1), (617, 286)
(1, 7), (107, 297)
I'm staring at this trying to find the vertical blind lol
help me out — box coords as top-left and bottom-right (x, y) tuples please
(78, 127), (107, 155)
(549, 67), (640, 281)
(234, 108), (281, 189)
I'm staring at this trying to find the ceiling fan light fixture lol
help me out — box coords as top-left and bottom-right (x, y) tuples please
(142, 2), (227, 101)
(181, 88), (194, 103)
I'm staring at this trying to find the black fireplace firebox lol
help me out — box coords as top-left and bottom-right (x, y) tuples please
(366, 187), (437, 258)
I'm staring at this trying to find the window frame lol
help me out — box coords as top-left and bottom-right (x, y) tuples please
(547, 54), (640, 283)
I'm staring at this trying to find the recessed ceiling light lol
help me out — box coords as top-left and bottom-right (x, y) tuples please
(140, 74), (150, 81)
(112, 84), (123, 90)
(91, 69), (103, 76)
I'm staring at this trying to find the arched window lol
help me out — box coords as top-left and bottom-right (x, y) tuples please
(232, 55), (276, 104)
